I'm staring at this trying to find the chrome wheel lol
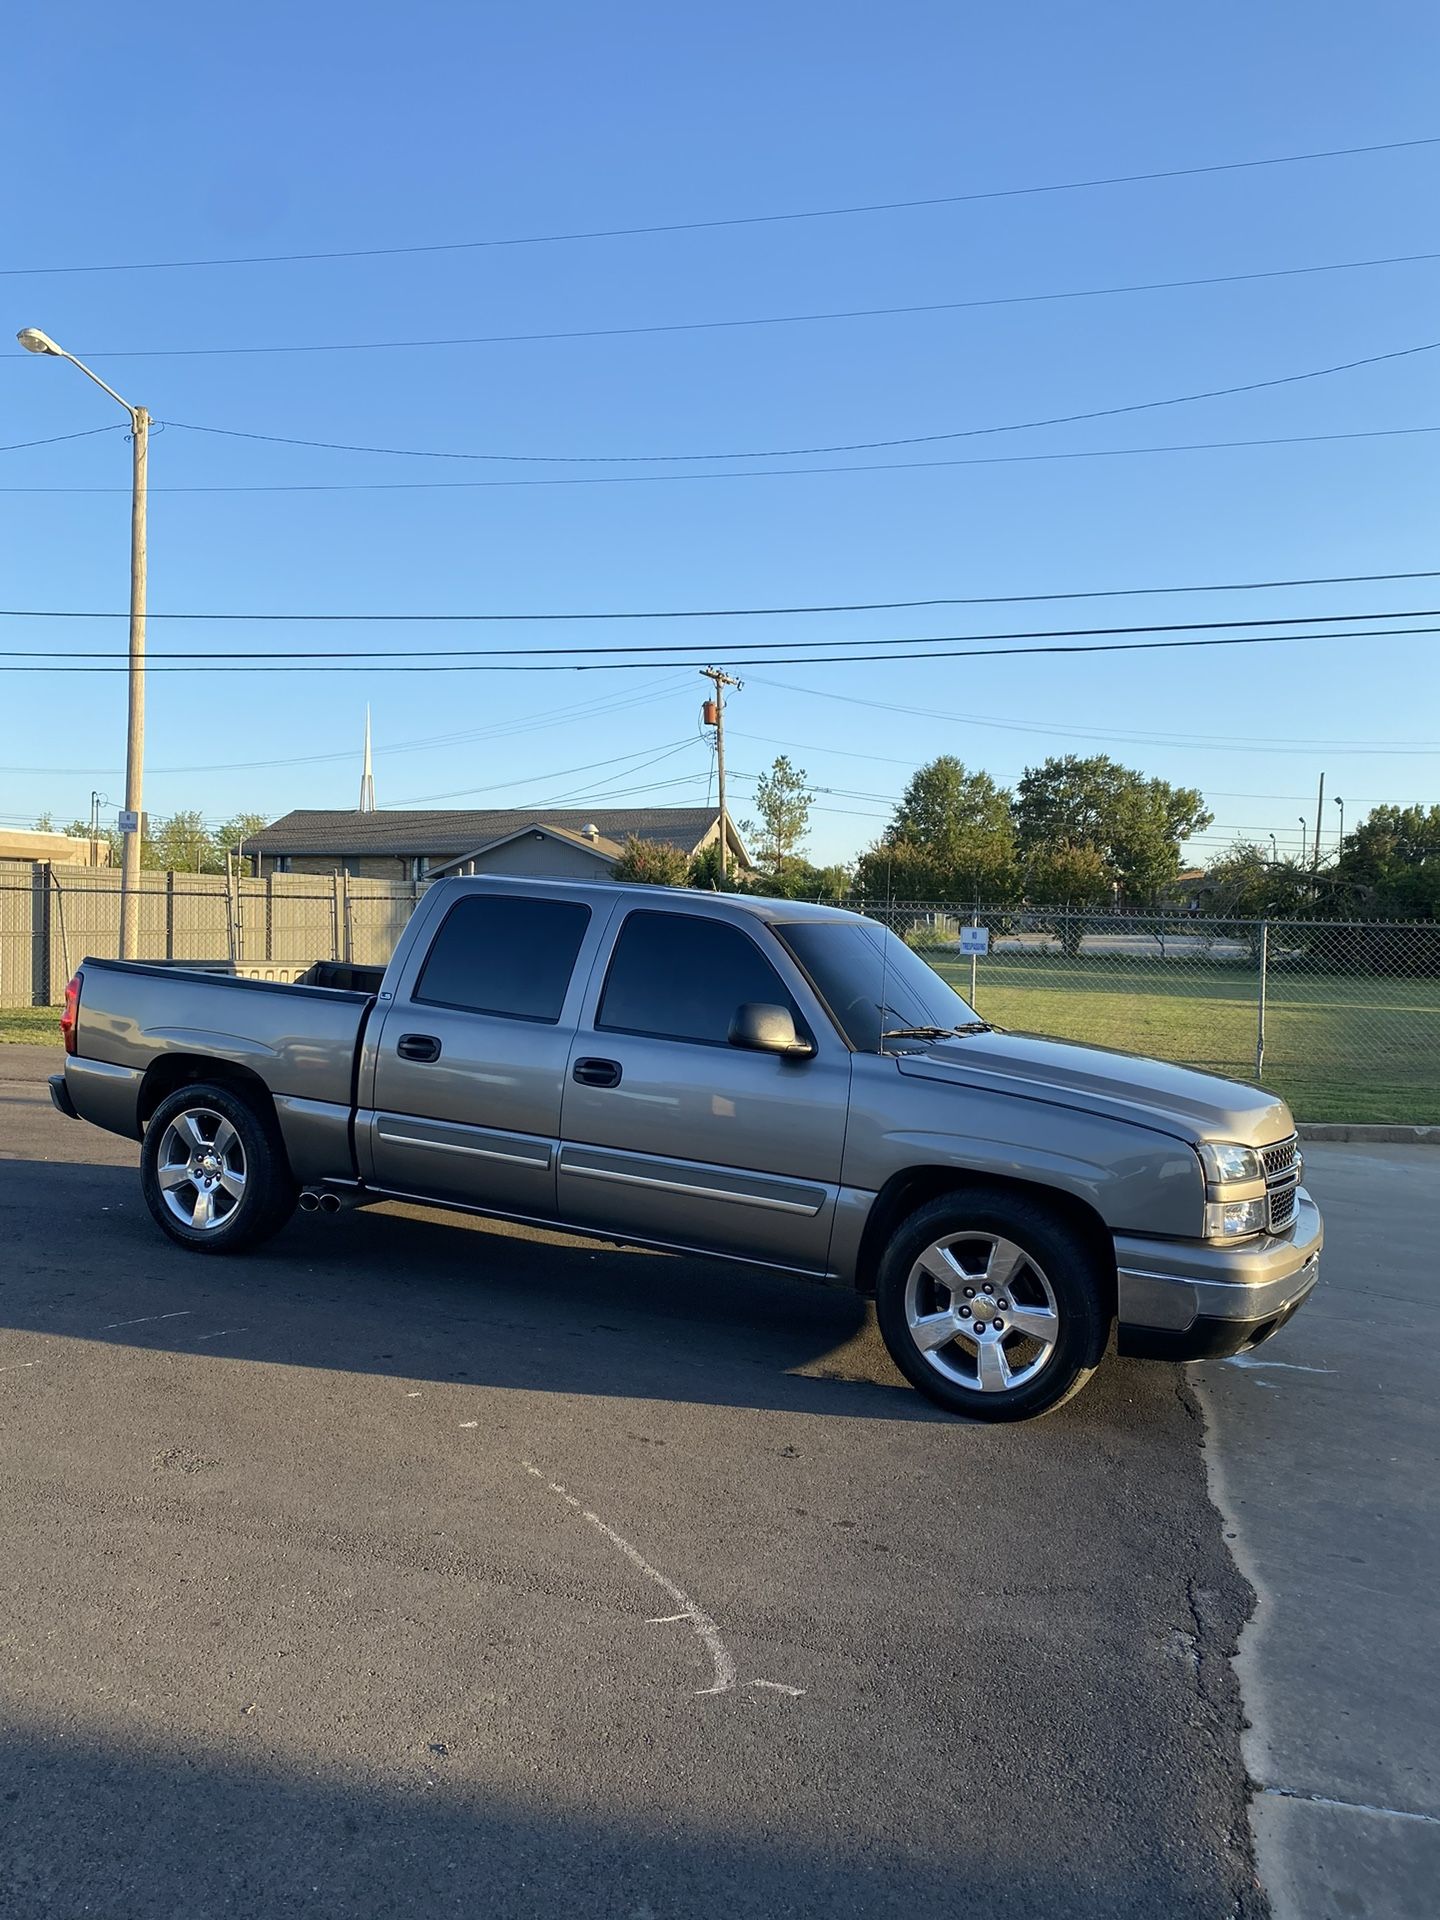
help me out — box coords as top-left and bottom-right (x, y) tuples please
(903, 1231), (1061, 1395)
(154, 1107), (247, 1232)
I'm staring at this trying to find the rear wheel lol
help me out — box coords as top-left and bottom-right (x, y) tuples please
(875, 1188), (1110, 1421)
(140, 1083), (297, 1254)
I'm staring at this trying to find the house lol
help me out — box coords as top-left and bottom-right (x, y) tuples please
(249, 807), (749, 883)
(0, 828), (112, 868)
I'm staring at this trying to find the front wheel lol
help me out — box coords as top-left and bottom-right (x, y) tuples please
(140, 1083), (297, 1254)
(875, 1188), (1110, 1421)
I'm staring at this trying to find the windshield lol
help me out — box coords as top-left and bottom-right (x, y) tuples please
(777, 919), (979, 1052)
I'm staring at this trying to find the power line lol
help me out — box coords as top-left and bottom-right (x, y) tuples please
(750, 673), (1440, 755)
(4, 136), (1434, 279)
(10, 605), (1437, 662)
(2, 566), (1434, 625)
(389, 736), (699, 806)
(13, 250), (1438, 363)
(165, 337), (1440, 463)
(0, 424), (126, 455)
(7, 622), (1440, 676)
(0, 675), (684, 776)
(8, 424), (1436, 495)
(730, 721), (1419, 765)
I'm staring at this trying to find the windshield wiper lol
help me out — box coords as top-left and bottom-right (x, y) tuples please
(881, 1021), (993, 1042)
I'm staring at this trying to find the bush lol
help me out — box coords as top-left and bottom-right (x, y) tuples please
(611, 837), (692, 886)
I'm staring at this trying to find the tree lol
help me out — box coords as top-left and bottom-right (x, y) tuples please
(62, 818), (123, 867)
(742, 756), (813, 876)
(612, 836), (692, 886)
(745, 857), (851, 900)
(1014, 755), (1212, 904)
(1332, 805), (1440, 918)
(854, 756), (1015, 901)
(219, 812), (270, 877)
(1200, 842), (1314, 920)
(150, 810), (214, 874)
(32, 812), (56, 834)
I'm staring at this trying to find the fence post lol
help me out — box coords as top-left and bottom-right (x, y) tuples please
(1255, 920), (1268, 1081)
(50, 867), (71, 990)
(969, 911), (979, 1009)
(341, 873), (354, 964)
(166, 869), (176, 960)
(330, 876), (341, 961)
(31, 863), (50, 1006)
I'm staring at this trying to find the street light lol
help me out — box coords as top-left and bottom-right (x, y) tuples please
(18, 327), (149, 960)
(1334, 795), (1345, 853)
(1268, 833), (1278, 863)
(1297, 816), (1308, 866)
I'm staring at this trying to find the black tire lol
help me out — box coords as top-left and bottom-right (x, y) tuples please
(875, 1187), (1110, 1422)
(140, 1082), (298, 1255)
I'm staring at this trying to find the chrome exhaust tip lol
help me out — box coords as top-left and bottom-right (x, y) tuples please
(298, 1190), (322, 1213)
(319, 1191), (342, 1214)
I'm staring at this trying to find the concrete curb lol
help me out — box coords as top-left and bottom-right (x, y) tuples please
(1297, 1123), (1440, 1145)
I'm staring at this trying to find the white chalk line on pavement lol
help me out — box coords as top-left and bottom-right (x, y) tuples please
(521, 1459), (803, 1701)
(1261, 1786), (1440, 1826)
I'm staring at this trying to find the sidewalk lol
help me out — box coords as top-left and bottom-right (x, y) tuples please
(1196, 1144), (1440, 1919)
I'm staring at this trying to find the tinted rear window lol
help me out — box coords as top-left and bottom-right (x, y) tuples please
(413, 895), (591, 1022)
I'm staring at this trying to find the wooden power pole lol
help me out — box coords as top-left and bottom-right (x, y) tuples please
(700, 668), (741, 882)
(1312, 770), (1325, 875)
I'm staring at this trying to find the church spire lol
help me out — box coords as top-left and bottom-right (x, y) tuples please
(358, 705), (376, 812)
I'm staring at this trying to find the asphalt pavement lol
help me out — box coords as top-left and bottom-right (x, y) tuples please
(0, 1044), (1322, 1917)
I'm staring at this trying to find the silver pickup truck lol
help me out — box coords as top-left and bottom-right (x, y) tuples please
(52, 876), (1321, 1422)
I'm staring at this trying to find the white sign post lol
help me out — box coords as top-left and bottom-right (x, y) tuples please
(959, 923), (989, 1006)
(117, 809), (140, 836)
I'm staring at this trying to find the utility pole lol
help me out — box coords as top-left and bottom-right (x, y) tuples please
(18, 329), (148, 958)
(124, 407), (149, 956)
(1312, 771), (1325, 875)
(699, 668), (741, 882)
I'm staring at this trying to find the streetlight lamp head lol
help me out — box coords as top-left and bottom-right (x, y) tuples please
(16, 327), (63, 355)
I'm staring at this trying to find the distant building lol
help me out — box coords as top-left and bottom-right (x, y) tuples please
(250, 807), (749, 882)
(0, 828), (112, 868)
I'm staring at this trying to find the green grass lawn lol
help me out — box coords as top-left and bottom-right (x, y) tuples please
(930, 953), (1440, 1124)
(6, 957), (1437, 1122)
(0, 1006), (63, 1045)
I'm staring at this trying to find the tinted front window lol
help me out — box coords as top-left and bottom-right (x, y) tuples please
(597, 910), (803, 1046)
(779, 919), (976, 1051)
(414, 895), (591, 1022)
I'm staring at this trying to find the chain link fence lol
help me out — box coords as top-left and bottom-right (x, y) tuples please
(858, 903), (1440, 1124)
(2, 867), (1436, 1121)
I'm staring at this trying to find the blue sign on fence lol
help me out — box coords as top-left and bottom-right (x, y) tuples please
(959, 926), (990, 955)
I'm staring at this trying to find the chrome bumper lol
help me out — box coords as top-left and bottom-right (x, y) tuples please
(1114, 1191), (1322, 1360)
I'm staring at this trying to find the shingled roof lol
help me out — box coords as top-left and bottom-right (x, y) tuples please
(251, 807), (723, 859)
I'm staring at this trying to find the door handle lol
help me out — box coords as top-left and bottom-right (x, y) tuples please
(397, 1033), (442, 1063)
(572, 1057), (622, 1089)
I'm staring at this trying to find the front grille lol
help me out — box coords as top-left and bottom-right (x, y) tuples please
(1261, 1133), (1300, 1233)
(1267, 1185), (1297, 1233)
(1261, 1136), (1298, 1181)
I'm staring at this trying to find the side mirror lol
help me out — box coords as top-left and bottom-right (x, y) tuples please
(728, 1002), (814, 1058)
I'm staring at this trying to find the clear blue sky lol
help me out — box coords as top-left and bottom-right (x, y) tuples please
(2, 0), (1437, 868)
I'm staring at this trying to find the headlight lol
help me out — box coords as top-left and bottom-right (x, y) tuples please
(1204, 1198), (1269, 1239)
(1198, 1141), (1262, 1184)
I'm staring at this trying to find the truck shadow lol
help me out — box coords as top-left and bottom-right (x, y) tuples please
(2, 1719), (1129, 1920)
(2, 1155), (965, 1421)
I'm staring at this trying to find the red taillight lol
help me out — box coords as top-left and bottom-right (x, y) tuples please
(61, 973), (81, 1055)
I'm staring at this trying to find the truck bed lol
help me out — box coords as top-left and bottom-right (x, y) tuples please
(67, 956), (377, 1134)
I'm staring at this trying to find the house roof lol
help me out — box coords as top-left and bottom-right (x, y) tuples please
(427, 821), (628, 875)
(251, 807), (725, 859)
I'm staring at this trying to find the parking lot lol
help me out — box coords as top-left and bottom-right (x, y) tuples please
(2, 1043), (1435, 1918)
